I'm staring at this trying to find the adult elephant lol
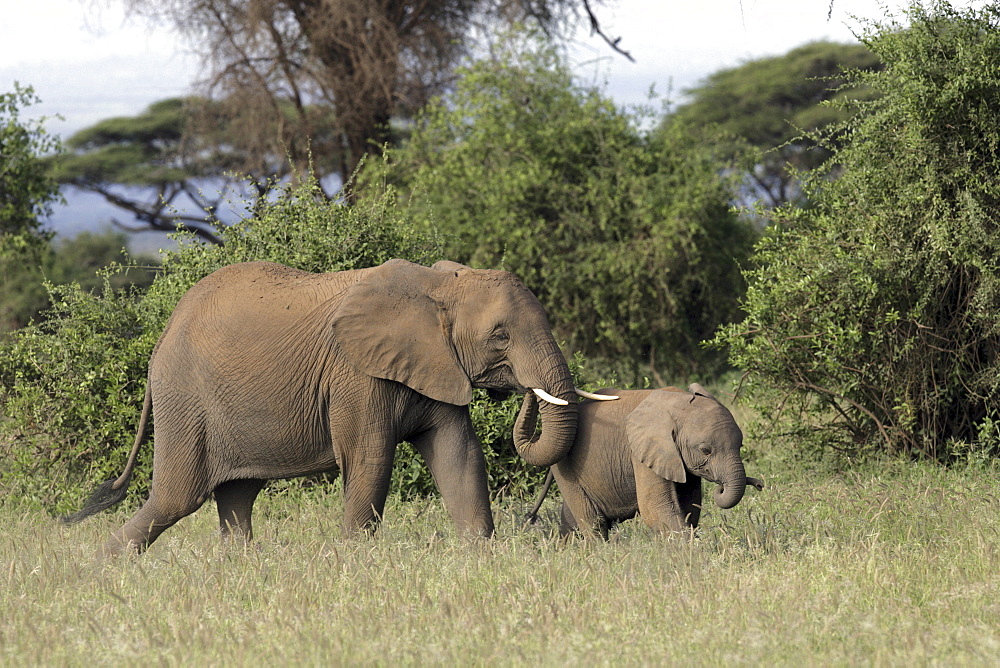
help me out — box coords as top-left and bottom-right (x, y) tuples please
(65, 259), (608, 555)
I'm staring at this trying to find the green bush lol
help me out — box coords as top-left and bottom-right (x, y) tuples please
(0, 84), (63, 333)
(2, 231), (159, 337)
(713, 1), (1000, 462)
(372, 33), (757, 382)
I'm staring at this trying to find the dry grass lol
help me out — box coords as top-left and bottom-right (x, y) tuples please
(3, 459), (1000, 665)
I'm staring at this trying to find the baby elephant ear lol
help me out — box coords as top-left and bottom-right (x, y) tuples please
(626, 391), (686, 483)
(331, 260), (473, 406)
(687, 383), (716, 401)
(431, 260), (471, 274)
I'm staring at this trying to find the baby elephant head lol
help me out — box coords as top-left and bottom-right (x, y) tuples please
(627, 384), (754, 510)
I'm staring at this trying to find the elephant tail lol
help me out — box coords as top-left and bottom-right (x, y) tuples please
(523, 470), (556, 526)
(61, 383), (152, 525)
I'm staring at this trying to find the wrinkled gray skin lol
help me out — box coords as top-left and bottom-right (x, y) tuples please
(520, 385), (762, 540)
(65, 259), (578, 555)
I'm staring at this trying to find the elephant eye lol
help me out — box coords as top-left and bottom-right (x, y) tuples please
(490, 327), (510, 347)
(699, 444), (713, 456)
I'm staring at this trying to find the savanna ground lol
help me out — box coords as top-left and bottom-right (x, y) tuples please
(3, 444), (999, 665)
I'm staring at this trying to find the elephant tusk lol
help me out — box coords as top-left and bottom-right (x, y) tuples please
(574, 388), (619, 401)
(532, 388), (569, 406)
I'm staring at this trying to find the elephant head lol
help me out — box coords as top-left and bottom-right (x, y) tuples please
(332, 258), (587, 467)
(627, 384), (749, 509)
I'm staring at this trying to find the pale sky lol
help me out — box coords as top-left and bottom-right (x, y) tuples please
(0, 0), (909, 139)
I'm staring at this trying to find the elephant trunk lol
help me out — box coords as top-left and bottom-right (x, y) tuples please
(513, 391), (578, 467)
(713, 459), (747, 510)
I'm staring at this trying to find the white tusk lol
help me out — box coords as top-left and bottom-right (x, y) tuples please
(532, 388), (568, 406)
(575, 388), (619, 401)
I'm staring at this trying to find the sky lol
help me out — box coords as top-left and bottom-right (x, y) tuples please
(0, 0), (917, 245)
(0, 0), (910, 139)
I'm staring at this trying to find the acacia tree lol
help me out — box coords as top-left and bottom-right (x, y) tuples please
(669, 41), (882, 208)
(53, 99), (220, 243)
(117, 0), (627, 187)
(52, 97), (342, 243)
(714, 1), (1000, 461)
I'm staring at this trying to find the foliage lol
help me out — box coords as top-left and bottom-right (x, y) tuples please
(713, 1), (1000, 461)
(669, 41), (882, 207)
(374, 36), (757, 382)
(0, 84), (63, 332)
(57, 98), (189, 184)
(0, 84), (61, 238)
(1, 230), (157, 336)
(0, 176), (444, 510)
(0, 237), (49, 334)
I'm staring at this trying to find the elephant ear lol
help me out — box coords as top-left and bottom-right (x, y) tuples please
(431, 260), (471, 274)
(687, 383), (715, 401)
(331, 259), (473, 406)
(626, 391), (687, 483)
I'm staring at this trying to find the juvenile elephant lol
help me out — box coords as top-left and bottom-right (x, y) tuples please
(521, 385), (763, 540)
(65, 259), (612, 555)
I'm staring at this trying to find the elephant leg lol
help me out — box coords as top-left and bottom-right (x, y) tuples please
(552, 471), (606, 540)
(215, 478), (266, 542)
(634, 464), (690, 534)
(104, 490), (207, 556)
(411, 412), (494, 538)
(339, 442), (397, 537)
(675, 477), (703, 529)
(559, 501), (608, 541)
(103, 428), (212, 555)
(559, 501), (578, 536)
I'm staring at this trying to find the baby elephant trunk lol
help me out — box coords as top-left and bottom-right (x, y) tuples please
(713, 460), (747, 510)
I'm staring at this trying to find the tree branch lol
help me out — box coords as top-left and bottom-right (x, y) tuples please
(73, 181), (223, 245)
(580, 0), (634, 62)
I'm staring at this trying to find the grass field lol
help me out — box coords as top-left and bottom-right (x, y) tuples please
(3, 454), (999, 665)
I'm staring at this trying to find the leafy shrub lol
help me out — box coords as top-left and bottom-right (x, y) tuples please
(0, 84), (63, 333)
(372, 33), (757, 383)
(713, 2), (1000, 461)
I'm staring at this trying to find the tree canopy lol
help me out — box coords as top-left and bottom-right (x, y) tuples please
(117, 0), (624, 184)
(52, 97), (338, 243)
(0, 85), (61, 238)
(0, 85), (62, 333)
(669, 41), (882, 208)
